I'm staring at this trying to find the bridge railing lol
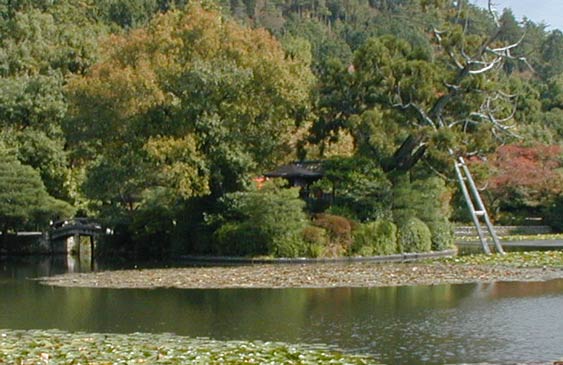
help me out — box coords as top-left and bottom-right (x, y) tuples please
(49, 218), (104, 240)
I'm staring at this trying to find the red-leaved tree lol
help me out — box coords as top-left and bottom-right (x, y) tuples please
(479, 145), (563, 222)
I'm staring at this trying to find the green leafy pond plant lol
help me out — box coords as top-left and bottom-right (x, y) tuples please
(458, 233), (563, 242)
(0, 329), (379, 365)
(442, 251), (563, 268)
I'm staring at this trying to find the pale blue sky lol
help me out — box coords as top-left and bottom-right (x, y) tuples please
(470, 0), (563, 30)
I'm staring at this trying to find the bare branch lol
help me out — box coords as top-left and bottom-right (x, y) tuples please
(469, 108), (520, 138)
(460, 47), (473, 64)
(444, 81), (461, 92)
(447, 119), (480, 129)
(433, 27), (443, 43)
(488, 0), (500, 28)
(392, 100), (437, 130)
(422, 159), (457, 182)
(448, 50), (464, 70)
(496, 90), (517, 99)
(468, 57), (502, 74)
(390, 84), (437, 129)
(487, 33), (525, 62)
(519, 57), (535, 72)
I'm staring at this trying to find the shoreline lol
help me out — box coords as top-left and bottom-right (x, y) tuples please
(39, 261), (563, 289)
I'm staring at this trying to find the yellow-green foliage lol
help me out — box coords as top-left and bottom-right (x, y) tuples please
(398, 217), (432, 253)
(442, 251), (563, 268)
(212, 185), (309, 258)
(312, 214), (355, 255)
(352, 219), (398, 256)
(427, 218), (454, 251)
(301, 225), (329, 258)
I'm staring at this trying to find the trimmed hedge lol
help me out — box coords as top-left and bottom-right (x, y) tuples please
(392, 175), (454, 251)
(397, 217), (432, 253)
(427, 218), (454, 251)
(352, 219), (398, 256)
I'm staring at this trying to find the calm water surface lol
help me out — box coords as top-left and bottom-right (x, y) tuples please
(1, 257), (562, 365)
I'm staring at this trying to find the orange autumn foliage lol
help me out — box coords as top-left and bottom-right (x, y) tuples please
(487, 144), (563, 207)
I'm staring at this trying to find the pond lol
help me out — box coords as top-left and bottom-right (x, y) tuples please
(1, 257), (562, 365)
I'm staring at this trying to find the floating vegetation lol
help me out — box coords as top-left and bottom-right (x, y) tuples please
(459, 233), (563, 242)
(0, 329), (378, 364)
(442, 251), (563, 268)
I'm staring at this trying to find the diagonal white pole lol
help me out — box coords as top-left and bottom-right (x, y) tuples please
(458, 157), (505, 255)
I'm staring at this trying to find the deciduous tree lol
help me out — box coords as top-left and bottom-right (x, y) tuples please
(66, 3), (314, 242)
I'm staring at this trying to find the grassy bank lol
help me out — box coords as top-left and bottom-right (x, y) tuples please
(0, 329), (377, 365)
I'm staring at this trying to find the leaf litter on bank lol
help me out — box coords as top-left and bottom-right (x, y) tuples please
(0, 329), (378, 365)
(40, 259), (563, 289)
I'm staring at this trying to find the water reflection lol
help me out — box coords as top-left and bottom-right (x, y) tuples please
(1, 257), (562, 365)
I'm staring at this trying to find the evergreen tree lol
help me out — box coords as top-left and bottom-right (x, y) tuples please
(0, 148), (73, 235)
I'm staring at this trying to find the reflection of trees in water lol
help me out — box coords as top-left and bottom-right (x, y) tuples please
(487, 279), (563, 299)
(469, 279), (563, 302)
(301, 284), (475, 315)
(4, 260), (563, 364)
(1, 256), (69, 279)
(294, 284), (483, 363)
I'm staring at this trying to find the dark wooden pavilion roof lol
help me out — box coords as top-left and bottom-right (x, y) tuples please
(264, 161), (323, 179)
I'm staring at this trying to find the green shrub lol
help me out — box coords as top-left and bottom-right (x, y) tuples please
(312, 213), (354, 253)
(270, 233), (305, 258)
(301, 225), (329, 258)
(392, 175), (452, 225)
(392, 175), (454, 252)
(391, 174), (419, 225)
(319, 156), (393, 222)
(427, 218), (454, 251)
(352, 219), (397, 256)
(397, 217), (432, 253)
(210, 184), (309, 257)
(544, 195), (563, 232)
(325, 205), (359, 221)
(213, 223), (267, 256)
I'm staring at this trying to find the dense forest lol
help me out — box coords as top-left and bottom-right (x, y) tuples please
(1, 0), (562, 258)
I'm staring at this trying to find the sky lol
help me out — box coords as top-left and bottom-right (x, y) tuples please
(470, 0), (563, 30)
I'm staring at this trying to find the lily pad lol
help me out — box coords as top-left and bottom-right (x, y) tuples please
(0, 329), (379, 364)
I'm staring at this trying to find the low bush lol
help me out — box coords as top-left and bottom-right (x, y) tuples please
(397, 217), (432, 253)
(312, 213), (354, 255)
(544, 195), (563, 232)
(210, 184), (309, 257)
(213, 223), (266, 256)
(392, 175), (454, 252)
(427, 218), (454, 251)
(352, 219), (398, 256)
(392, 175), (452, 225)
(301, 225), (329, 258)
(270, 233), (306, 258)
